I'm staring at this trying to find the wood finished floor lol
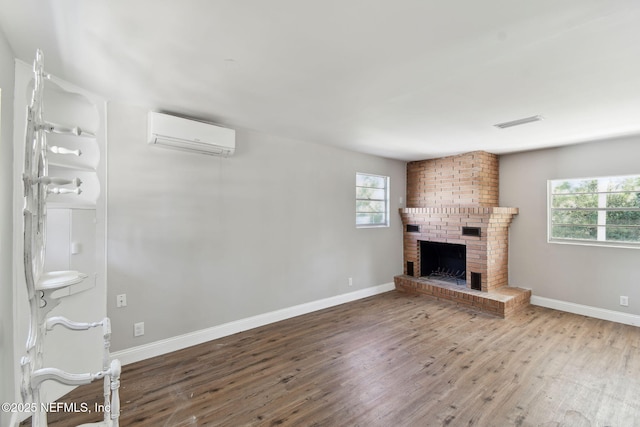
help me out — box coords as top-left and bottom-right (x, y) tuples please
(34, 291), (640, 427)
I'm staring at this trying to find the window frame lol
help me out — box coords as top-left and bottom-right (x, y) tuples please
(356, 172), (390, 228)
(548, 174), (640, 249)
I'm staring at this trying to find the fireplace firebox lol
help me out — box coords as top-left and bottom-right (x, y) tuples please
(420, 241), (466, 285)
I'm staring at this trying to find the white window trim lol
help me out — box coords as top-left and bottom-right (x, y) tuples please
(548, 174), (640, 249)
(356, 172), (390, 228)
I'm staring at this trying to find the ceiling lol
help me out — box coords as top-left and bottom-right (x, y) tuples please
(1, 0), (639, 161)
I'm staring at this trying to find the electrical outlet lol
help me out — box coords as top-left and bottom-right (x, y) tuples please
(116, 294), (127, 308)
(348, 277), (353, 286)
(134, 322), (145, 337)
(620, 296), (629, 307)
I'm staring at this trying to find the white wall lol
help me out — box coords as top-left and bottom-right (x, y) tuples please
(107, 103), (406, 351)
(0, 26), (15, 426)
(500, 136), (640, 315)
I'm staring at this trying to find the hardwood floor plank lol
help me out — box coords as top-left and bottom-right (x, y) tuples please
(24, 291), (640, 426)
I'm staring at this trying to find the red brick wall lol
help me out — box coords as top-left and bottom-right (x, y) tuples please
(406, 151), (499, 208)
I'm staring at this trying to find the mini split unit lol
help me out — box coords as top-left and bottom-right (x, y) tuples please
(147, 111), (236, 157)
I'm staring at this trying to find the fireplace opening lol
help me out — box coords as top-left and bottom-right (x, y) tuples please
(420, 241), (466, 285)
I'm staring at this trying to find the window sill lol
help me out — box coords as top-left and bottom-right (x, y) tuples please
(548, 238), (640, 250)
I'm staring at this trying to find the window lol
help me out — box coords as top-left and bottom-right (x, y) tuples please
(549, 174), (640, 247)
(356, 173), (389, 227)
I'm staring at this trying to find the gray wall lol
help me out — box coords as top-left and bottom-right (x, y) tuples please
(0, 27), (15, 425)
(500, 136), (640, 313)
(107, 102), (406, 351)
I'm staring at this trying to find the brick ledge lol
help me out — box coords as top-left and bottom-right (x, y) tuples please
(400, 206), (519, 215)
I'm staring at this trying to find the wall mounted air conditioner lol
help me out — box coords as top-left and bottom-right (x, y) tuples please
(147, 111), (236, 157)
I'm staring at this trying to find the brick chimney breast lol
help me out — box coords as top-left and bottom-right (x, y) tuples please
(406, 150), (499, 208)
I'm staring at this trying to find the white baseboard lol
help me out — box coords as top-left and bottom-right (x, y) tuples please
(112, 282), (396, 365)
(530, 296), (640, 327)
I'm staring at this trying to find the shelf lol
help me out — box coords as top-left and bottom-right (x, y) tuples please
(47, 132), (100, 171)
(45, 167), (100, 207)
(48, 161), (97, 172)
(36, 270), (88, 291)
(46, 202), (97, 210)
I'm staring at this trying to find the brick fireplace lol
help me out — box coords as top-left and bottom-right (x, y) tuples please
(394, 151), (530, 317)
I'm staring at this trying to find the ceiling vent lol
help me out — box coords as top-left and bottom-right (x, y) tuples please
(494, 115), (544, 129)
(148, 112), (236, 157)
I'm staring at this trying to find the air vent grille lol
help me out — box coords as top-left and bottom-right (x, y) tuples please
(494, 115), (544, 129)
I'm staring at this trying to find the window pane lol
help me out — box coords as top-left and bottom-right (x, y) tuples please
(606, 210), (640, 225)
(606, 226), (640, 242)
(356, 174), (386, 188)
(356, 213), (387, 225)
(551, 225), (597, 240)
(606, 176), (640, 192)
(356, 200), (386, 213)
(551, 210), (597, 225)
(606, 192), (640, 208)
(551, 179), (597, 194)
(356, 187), (386, 200)
(552, 194), (598, 209)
